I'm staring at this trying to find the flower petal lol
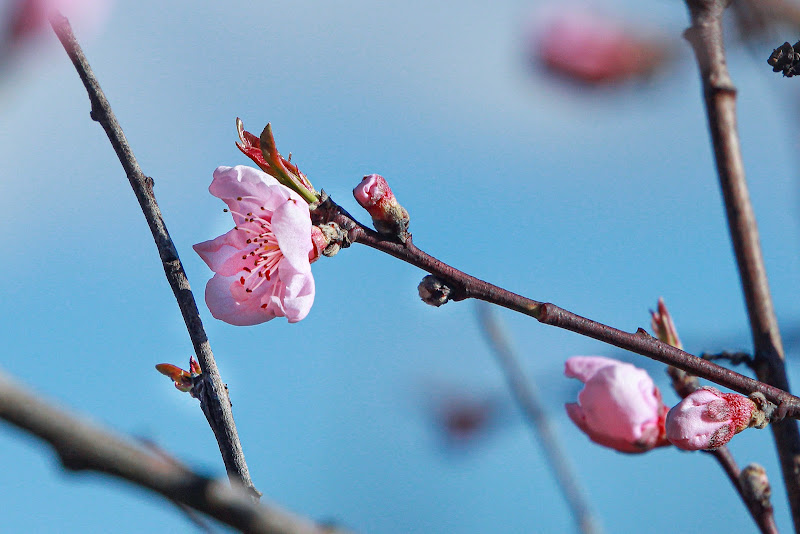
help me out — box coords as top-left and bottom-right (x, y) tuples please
(271, 197), (313, 273)
(204, 273), (276, 326)
(563, 355), (618, 382)
(193, 228), (252, 276)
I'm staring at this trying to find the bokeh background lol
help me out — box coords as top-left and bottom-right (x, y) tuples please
(1, 0), (799, 532)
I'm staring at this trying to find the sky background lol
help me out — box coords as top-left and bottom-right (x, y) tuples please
(1, 0), (799, 532)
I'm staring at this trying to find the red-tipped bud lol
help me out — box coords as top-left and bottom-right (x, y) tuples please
(666, 387), (759, 450)
(353, 174), (410, 240)
(155, 357), (202, 396)
(650, 297), (682, 350)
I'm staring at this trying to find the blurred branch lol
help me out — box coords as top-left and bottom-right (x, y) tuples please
(0, 369), (340, 534)
(49, 14), (258, 498)
(681, 0), (800, 529)
(475, 303), (602, 534)
(310, 197), (800, 416)
(707, 448), (778, 534)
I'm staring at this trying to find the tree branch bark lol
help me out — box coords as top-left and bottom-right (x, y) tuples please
(0, 369), (339, 534)
(310, 198), (800, 417)
(681, 0), (800, 529)
(49, 14), (258, 498)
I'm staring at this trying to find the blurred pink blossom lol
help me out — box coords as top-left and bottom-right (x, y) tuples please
(565, 356), (669, 453)
(194, 165), (315, 325)
(666, 387), (757, 450)
(533, 8), (670, 85)
(6, 0), (109, 43)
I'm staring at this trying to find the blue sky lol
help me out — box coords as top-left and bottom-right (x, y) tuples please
(1, 0), (799, 532)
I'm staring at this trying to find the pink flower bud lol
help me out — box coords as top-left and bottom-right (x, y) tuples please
(353, 174), (410, 239)
(565, 356), (669, 453)
(666, 387), (757, 450)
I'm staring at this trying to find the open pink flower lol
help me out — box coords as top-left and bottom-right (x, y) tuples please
(193, 165), (315, 325)
(565, 356), (669, 453)
(666, 387), (757, 450)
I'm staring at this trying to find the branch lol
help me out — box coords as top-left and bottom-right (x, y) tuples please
(0, 369), (339, 534)
(476, 303), (603, 534)
(681, 0), (800, 528)
(49, 14), (258, 497)
(310, 197), (800, 416)
(707, 448), (778, 534)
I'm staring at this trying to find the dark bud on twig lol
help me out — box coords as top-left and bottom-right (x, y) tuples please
(418, 275), (451, 307)
(315, 222), (349, 257)
(767, 40), (800, 77)
(739, 464), (772, 511)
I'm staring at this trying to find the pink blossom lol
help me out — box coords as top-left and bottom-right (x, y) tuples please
(565, 356), (669, 453)
(193, 165), (315, 325)
(533, 8), (670, 85)
(666, 387), (756, 450)
(353, 174), (409, 238)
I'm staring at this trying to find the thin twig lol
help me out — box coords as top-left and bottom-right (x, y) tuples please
(310, 198), (800, 416)
(49, 14), (258, 498)
(0, 369), (341, 534)
(681, 0), (800, 529)
(476, 303), (603, 534)
(706, 448), (778, 534)
(701, 351), (754, 367)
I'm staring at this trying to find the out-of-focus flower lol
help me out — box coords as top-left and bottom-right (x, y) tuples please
(353, 174), (409, 241)
(565, 356), (669, 453)
(5, 0), (109, 44)
(532, 8), (672, 85)
(235, 118), (318, 204)
(194, 165), (315, 325)
(156, 357), (201, 396)
(666, 386), (759, 450)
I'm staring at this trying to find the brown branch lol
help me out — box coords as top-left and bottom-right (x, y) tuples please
(0, 369), (340, 534)
(311, 198), (800, 416)
(49, 14), (258, 498)
(706, 448), (778, 534)
(681, 0), (800, 529)
(476, 303), (603, 534)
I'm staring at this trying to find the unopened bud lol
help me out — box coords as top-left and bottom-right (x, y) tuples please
(650, 298), (682, 350)
(666, 387), (761, 450)
(739, 464), (772, 510)
(353, 174), (410, 241)
(155, 357), (202, 396)
(418, 275), (451, 307)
